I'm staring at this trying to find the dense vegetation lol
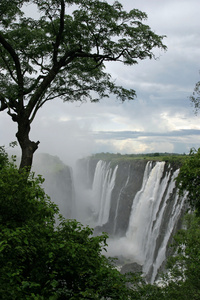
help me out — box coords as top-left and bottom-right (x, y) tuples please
(1, 146), (200, 299)
(176, 148), (200, 213)
(160, 213), (200, 300)
(90, 151), (187, 168)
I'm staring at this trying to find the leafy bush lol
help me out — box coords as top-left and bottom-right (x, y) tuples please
(160, 213), (200, 300)
(0, 146), (8, 169)
(0, 151), (146, 299)
(176, 148), (200, 214)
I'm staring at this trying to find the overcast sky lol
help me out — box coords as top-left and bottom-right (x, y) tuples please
(1, 0), (200, 165)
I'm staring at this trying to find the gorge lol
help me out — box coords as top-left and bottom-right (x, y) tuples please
(33, 153), (186, 283)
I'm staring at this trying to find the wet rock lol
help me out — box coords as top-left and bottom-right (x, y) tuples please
(121, 262), (143, 274)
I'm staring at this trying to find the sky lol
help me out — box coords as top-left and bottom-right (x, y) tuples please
(1, 0), (200, 166)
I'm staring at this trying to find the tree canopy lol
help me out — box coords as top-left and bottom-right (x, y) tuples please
(0, 0), (166, 170)
(176, 148), (200, 214)
(158, 213), (200, 300)
(190, 79), (200, 114)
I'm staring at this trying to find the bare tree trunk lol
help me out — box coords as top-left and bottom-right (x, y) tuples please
(18, 140), (39, 170)
(16, 118), (39, 171)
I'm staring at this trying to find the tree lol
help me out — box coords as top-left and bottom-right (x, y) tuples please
(190, 78), (200, 114)
(176, 148), (200, 214)
(0, 150), (149, 299)
(0, 0), (167, 170)
(0, 145), (8, 169)
(159, 213), (200, 300)
(157, 148), (200, 299)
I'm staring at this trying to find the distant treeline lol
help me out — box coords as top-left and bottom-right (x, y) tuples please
(90, 152), (187, 167)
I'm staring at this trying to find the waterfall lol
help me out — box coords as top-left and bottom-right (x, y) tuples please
(74, 158), (185, 283)
(91, 160), (118, 226)
(125, 162), (185, 282)
(33, 153), (186, 283)
(113, 165), (131, 234)
(74, 160), (118, 227)
(126, 162), (168, 265)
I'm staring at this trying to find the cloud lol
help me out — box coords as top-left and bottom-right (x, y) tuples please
(1, 0), (200, 164)
(92, 129), (200, 154)
(93, 129), (200, 140)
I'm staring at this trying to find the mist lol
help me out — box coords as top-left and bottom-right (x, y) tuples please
(37, 156), (184, 283)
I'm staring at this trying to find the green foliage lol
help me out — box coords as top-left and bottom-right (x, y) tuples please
(155, 148), (200, 298)
(0, 146), (8, 169)
(176, 148), (200, 213)
(0, 0), (167, 170)
(0, 150), (148, 299)
(0, 0), (166, 170)
(0, 164), (58, 228)
(90, 152), (186, 168)
(0, 0), (26, 27)
(3, 149), (200, 298)
(0, 0), (166, 117)
(190, 79), (200, 114)
(159, 213), (200, 300)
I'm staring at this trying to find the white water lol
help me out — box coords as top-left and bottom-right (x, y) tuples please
(126, 163), (185, 283)
(74, 160), (118, 227)
(74, 159), (185, 283)
(105, 161), (184, 283)
(113, 164), (131, 234)
(92, 161), (118, 226)
(126, 162), (166, 262)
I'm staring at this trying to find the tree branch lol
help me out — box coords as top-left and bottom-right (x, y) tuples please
(23, 75), (45, 96)
(52, 0), (65, 63)
(0, 33), (24, 101)
(31, 57), (50, 74)
(0, 95), (7, 111)
(72, 50), (121, 63)
(0, 50), (18, 83)
(25, 64), (61, 118)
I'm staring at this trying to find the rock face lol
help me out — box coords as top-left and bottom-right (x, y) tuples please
(32, 154), (186, 283)
(74, 157), (186, 283)
(121, 262), (143, 275)
(106, 159), (148, 236)
(33, 153), (74, 219)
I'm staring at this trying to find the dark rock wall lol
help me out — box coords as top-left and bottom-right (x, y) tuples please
(109, 160), (149, 236)
(79, 159), (153, 236)
(76, 157), (186, 283)
(33, 154), (186, 283)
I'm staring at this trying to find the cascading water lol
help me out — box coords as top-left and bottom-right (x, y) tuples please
(33, 153), (185, 282)
(91, 160), (118, 226)
(73, 158), (185, 283)
(113, 165), (131, 234)
(74, 160), (118, 227)
(125, 161), (185, 282)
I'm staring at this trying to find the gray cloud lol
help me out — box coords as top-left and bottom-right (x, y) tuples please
(92, 129), (200, 140)
(1, 0), (200, 162)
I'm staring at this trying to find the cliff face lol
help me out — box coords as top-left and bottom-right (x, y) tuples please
(75, 158), (182, 236)
(32, 154), (186, 283)
(75, 157), (186, 283)
(33, 153), (74, 219)
(107, 160), (148, 236)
